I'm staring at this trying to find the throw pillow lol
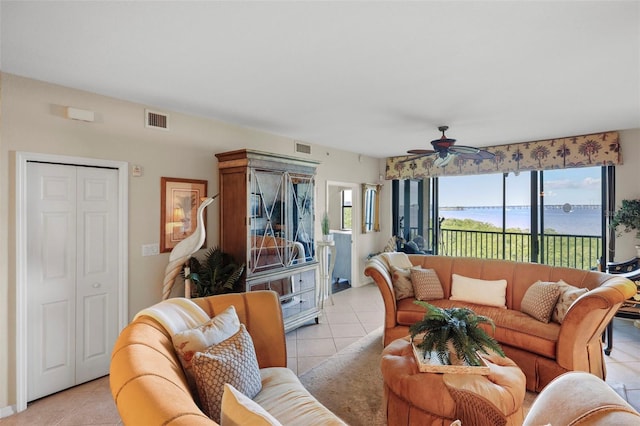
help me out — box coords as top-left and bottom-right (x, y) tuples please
(450, 274), (508, 308)
(391, 266), (415, 300)
(410, 268), (444, 301)
(552, 281), (589, 324)
(379, 251), (413, 270)
(173, 306), (241, 392)
(521, 281), (561, 323)
(382, 236), (397, 252)
(192, 324), (262, 423)
(221, 383), (282, 426)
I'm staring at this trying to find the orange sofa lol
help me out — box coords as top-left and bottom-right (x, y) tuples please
(364, 254), (637, 392)
(110, 291), (345, 425)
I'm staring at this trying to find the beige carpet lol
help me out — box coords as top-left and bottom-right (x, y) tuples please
(299, 328), (387, 426)
(298, 328), (635, 425)
(299, 327), (540, 426)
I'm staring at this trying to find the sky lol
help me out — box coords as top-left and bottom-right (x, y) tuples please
(437, 167), (602, 207)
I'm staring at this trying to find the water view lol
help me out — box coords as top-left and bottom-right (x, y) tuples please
(439, 205), (602, 236)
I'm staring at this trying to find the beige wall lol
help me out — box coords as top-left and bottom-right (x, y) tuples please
(0, 73), (388, 410)
(613, 128), (640, 261)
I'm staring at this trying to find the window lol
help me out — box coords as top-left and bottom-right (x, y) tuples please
(341, 189), (352, 230)
(392, 166), (607, 270)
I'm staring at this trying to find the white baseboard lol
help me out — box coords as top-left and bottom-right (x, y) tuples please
(0, 404), (17, 418)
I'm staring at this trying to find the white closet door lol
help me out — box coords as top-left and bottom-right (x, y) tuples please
(75, 166), (119, 383)
(26, 163), (119, 401)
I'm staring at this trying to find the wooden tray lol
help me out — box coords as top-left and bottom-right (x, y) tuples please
(411, 340), (491, 375)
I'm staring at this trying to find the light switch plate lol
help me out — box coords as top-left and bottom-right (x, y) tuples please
(142, 243), (159, 256)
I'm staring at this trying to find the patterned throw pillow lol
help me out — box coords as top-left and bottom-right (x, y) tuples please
(521, 281), (561, 323)
(391, 266), (415, 300)
(192, 324), (262, 422)
(382, 236), (397, 252)
(221, 383), (282, 426)
(173, 306), (241, 392)
(410, 268), (444, 301)
(552, 281), (589, 324)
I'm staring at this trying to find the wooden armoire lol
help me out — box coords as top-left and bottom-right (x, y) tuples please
(216, 149), (320, 331)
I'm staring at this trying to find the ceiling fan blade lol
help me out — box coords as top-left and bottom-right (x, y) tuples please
(399, 154), (427, 163)
(457, 150), (496, 160)
(449, 145), (480, 155)
(407, 149), (436, 155)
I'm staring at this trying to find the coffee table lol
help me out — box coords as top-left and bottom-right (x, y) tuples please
(381, 337), (526, 426)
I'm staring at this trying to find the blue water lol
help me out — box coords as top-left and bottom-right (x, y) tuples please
(439, 206), (602, 236)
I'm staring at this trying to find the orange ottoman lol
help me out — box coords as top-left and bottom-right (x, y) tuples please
(381, 338), (526, 426)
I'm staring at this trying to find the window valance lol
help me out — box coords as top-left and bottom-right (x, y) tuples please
(385, 131), (621, 180)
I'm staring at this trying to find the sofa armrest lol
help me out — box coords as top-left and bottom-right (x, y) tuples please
(556, 277), (637, 371)
(524, 372), (640, 425)
(364, 258), (397, 329)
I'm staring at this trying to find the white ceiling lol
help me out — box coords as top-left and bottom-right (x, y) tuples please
(2, 1), (639, 158)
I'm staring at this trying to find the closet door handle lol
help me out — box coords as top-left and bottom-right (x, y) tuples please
(92, 283), (101, 288)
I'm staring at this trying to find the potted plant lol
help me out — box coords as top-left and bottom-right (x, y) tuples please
(321, 211), (332, 241)
(185, 247), (245, 297)
(409, 301), (505, 367)
(611, 198), (640, 257)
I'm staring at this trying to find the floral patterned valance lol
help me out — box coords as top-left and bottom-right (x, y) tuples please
(385, 131), (621, 180)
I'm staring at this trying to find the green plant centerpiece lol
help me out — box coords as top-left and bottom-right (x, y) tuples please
(409, 301), (505, 367)
(185, 247), (245, 297)
(611, 199), (640, 240)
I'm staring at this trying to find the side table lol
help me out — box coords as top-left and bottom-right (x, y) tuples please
(604, 260), (640, 355)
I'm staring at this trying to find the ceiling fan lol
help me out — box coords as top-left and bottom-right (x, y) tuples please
(405, 125), (495, 167)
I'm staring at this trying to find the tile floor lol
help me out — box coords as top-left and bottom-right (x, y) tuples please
(3, 284), (639, 425)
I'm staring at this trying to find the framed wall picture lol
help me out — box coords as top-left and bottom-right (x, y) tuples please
(160, 177), (208, 253)
(250, 193), (263, 218)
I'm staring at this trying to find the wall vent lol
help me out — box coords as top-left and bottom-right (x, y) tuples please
(145, 109), (169, 130)
(294, 141), (312, 155)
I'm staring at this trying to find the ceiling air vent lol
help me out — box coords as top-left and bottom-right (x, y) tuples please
(145, 109), (169, 130)
(294, 141), (312, 155)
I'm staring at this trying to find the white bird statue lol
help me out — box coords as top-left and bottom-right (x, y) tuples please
(162, 195), (218, 300)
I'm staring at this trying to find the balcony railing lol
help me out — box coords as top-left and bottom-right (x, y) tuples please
(403, 227), (602, 270)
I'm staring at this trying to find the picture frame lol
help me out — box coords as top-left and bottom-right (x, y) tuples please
(161, 177), (208, 253)
(250, 193), (263, 218)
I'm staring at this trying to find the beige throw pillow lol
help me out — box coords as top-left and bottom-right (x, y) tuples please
(410, 268), (444, 301)
(192, 324), (262, 423)
(221, 383), (282, 426)
(552, 281), (588, 324)
(450, 274), (508, 308)
(521, 281), (561, 323)
(391, 266), (415, 300)
(379, 251), (413, 270)
(172, 305), (241, 392)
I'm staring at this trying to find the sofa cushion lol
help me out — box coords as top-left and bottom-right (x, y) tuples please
(391, 266), (415, 300)
(450, 274), (507, 308)
(396, 298), (560, 359)
(192, 324), (262, 422)
(173, 305), (240, 390)
(552, 281), (589, 324)
(221, 383), (282, 426)
(410, 268), (444, 301)
(256, 367), (347, 425)
(520, 281), (561, 323)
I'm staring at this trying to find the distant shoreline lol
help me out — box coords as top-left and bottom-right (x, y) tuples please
(440, 204), (600, 211)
